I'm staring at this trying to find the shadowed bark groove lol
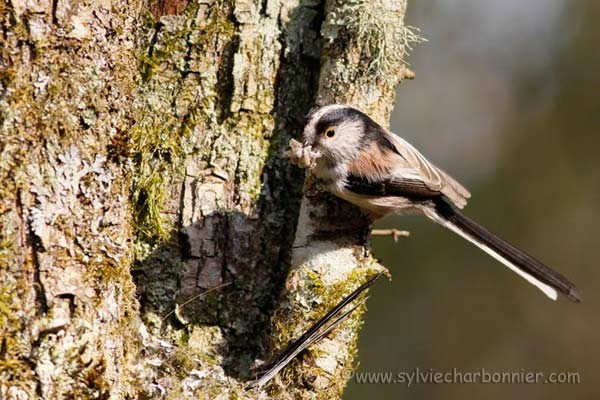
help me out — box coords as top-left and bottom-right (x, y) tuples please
(0, 0), (413, 398)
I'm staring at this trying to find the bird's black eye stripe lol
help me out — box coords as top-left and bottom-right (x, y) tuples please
(315, 108), (362, 135)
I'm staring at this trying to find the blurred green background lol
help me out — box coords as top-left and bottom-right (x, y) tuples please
(346, 0), (599, 399)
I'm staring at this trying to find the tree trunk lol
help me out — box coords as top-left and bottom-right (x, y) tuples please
(0, 0), (414, 398)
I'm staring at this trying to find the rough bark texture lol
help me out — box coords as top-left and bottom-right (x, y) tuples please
(0, 0), (140, 398)
(0, 0), (412, 398)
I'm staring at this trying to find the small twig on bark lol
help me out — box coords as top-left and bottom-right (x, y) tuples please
(161, 281), (232, 322)
(372, 229), (410, 242)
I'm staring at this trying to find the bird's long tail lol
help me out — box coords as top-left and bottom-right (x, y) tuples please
(425, 198), (581, 302)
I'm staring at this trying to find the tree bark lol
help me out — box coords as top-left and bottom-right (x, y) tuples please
(0, 0), (413, 398)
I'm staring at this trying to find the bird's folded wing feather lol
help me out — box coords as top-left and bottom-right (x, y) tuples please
(382, 130), (471, 208)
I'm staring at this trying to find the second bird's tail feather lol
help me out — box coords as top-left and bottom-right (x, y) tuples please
(426, 198), (581, 303)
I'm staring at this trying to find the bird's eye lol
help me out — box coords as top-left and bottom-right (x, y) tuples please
(324, 127), (335, 138)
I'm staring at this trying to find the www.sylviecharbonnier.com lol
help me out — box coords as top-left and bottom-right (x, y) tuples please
(346, 368), (581, 386)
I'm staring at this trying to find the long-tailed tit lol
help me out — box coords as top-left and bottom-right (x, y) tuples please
(288, 104), (580, 302)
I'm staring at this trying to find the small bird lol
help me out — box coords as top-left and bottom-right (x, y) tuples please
(290, 104), (580, 302)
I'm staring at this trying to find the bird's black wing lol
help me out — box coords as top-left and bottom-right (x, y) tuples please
(345, 174), (442, 199)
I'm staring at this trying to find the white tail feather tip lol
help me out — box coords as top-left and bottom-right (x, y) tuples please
(439, 219), (558, 301)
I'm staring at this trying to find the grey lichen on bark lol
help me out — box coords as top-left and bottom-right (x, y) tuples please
(0, 0), (417, 398)
(0, 0), (140, 397)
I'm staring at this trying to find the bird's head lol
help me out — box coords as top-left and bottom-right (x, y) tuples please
(302, 104), (377, 164)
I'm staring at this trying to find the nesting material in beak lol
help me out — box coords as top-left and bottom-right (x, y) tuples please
(285, 138), (321, 169)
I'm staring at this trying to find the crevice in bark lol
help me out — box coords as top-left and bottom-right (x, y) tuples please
(20, 197), (49, 316)
(215, 35), (239, 123)
(140, 21), (164, 83)
(50, 0), (58, 25)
